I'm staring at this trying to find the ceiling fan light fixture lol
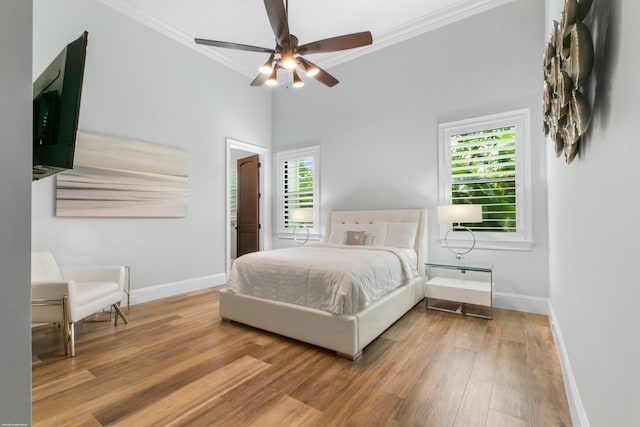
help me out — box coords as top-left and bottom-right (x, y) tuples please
(258, 53), (275, 74)
(305, 65), (319, 77)
(265, 68), (278, 86)
(292, 70), (304, 88)
(195, 0), (372, 88)
(281, 55), (297, 70)
(299, 59), (319, 77)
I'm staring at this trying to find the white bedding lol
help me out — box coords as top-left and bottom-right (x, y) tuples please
(226, 243), (419, 315)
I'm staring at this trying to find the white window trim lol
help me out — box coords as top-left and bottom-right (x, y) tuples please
(438, 109), (533, 251)
(276, 146), (321, 241)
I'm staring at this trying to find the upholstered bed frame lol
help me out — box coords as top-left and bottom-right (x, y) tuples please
(219, 208), (428, 359)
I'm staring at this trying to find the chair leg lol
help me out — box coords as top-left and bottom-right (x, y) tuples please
(69, 323), (75, 357)
(61, 295), (76, 357)
(112, 303), (128, 325)
(62, 296), (70, 356)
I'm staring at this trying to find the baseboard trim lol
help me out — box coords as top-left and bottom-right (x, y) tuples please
(129, 273), (227, 305)
(493, 291), (549, 314)
(547, 301), (590, 427)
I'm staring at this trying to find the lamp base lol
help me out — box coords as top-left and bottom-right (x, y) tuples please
(293, 225), (309, 246)
(444, 225), (476, 259)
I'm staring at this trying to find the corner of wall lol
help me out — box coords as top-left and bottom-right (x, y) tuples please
(547, 300), (590, 427)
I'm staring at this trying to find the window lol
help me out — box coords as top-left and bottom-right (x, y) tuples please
(229, 169), (237, 220)
(277, 146), (320, 239)
(438, 109), (532, 250)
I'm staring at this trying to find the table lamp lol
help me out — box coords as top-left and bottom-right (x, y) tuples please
(289, 208), (313, 246)
(438, 204), (483, 259)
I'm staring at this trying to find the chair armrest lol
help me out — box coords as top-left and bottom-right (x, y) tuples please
(31, 280), (73, 300)
(60, 266), (126, 290)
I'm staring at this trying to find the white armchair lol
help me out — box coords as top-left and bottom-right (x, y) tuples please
(31, 251), (128, 356)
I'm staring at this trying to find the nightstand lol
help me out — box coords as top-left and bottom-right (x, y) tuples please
(425, 261), (493, 319)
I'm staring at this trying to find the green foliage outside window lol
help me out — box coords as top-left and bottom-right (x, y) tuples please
(283, 158), (314, 228)
(451, 126), (517, 233)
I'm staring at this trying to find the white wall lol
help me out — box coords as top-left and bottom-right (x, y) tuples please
(31, 0), (272, 299)
(0, 1), (32, 424)
(545, 0), (639, 425)
(272, 0), (549, 310)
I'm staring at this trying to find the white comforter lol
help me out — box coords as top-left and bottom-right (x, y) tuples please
(226, 243), (418, 315)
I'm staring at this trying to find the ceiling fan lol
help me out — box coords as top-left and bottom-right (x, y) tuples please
(194, 0), (373, 88)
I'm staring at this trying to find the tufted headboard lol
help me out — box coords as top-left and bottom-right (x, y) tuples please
(325, 208), (428, 279)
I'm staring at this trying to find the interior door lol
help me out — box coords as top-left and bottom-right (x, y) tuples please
(236, 154), (260, 257)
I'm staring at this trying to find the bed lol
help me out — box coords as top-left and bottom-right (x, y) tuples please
(220, 208), (428, 359)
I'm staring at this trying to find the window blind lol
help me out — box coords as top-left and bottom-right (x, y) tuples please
(450, 126), (517, 232)
(229, 170), (237, 218)
(283, 156), (314, 228)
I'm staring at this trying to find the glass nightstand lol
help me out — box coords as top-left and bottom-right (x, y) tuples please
(425, 261), (493, 319)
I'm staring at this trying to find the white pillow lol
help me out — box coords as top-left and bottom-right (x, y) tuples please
(328, 222), (388, 245)
(385, 222), (418, 248)
(328, 223), (346, 244)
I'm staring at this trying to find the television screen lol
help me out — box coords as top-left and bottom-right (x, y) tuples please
(32, 31), (88, 181)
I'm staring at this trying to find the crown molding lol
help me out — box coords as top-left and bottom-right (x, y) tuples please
(99, 0), (514, 79)
(319, 0), (514, 68)
(97, 0), (257, 76)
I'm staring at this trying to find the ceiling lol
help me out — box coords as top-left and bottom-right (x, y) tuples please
(98, 0), (512, 81)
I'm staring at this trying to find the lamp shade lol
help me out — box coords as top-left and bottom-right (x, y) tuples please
(292, 69), (304, 88)
(289, 208), (313, 224)
(265, 67), (278, 86)
(437, 204), (482, 224)
(258, 53), (275, 75)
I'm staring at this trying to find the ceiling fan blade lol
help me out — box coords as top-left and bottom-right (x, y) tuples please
(299, 57), (339, 87)
(297, 31), (372, 55)
(263, 0), (291, 48)
(313, 68), (340, 87)
(250, 72), (270, 86)
(195, 38), (275, 54)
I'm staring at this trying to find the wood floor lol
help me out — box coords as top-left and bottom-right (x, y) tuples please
(32, 288), (572, 426)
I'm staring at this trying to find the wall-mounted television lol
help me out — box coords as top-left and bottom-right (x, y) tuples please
(32, 31), (88, 181)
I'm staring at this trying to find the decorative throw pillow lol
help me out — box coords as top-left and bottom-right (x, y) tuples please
(363, 233), (375, 246)
(363, 222), (387, 245)
(328, 222), (387, 245)
(344, 230), (366, 245)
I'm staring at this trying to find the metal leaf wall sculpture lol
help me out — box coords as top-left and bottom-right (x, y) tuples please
(543, 0), (594, 163)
